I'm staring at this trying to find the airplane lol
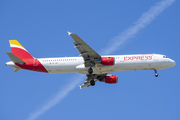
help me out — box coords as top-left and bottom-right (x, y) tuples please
(6, 32), (176, 89)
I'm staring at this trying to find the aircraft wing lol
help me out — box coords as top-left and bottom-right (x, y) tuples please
(68, 32), (107, 89)
(68, 32), (101, 67)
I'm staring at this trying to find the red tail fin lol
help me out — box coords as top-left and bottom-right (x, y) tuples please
(9, 40), (34, 60)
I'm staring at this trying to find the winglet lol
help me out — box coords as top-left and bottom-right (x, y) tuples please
(67, 31), (72, 35)
(79, 85), (82, 89)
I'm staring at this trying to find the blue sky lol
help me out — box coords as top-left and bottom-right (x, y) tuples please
(1, 0), (180, 120)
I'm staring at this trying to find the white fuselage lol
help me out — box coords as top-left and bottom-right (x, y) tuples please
(37, 54), (175, 74)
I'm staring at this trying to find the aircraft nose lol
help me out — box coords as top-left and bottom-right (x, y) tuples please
(170, 59), (176, 67)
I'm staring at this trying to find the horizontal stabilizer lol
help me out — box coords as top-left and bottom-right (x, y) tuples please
(6, 52), (25, 64)
(13, 67), (21, 72)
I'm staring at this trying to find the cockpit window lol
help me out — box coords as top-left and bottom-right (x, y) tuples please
(163, 56), (168, 58)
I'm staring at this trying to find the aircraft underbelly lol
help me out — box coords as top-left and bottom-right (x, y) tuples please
(43, 62), (78, 73)
(76, 65), (118, 74)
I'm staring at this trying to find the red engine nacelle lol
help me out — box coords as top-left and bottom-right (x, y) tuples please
(101, 57), (114, 66)
(104, 75), (118, 84)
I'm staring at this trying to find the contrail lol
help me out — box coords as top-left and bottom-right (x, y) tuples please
(26, 75), (85, 120)
(26, 0), (175, 120)
(101, 0), (175, 55)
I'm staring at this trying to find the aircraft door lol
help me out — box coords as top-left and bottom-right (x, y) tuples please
(33, 59), (38, 66)
(154, 55), (158, 61)
(120, 57), (124, 62)
(79, 58), (83, 64)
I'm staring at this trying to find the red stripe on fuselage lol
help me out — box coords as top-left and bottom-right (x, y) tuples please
(11, 47), (48, 73)
(15, 59), (48, 73)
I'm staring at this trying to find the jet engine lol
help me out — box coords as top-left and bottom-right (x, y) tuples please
(99, 75), (118, 84)
(101, 57), (114, 66)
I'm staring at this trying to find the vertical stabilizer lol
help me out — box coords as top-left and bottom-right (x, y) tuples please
(9, 40), (34, 60)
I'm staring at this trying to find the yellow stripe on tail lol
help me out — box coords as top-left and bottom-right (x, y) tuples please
(9, 40), (24, 48)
